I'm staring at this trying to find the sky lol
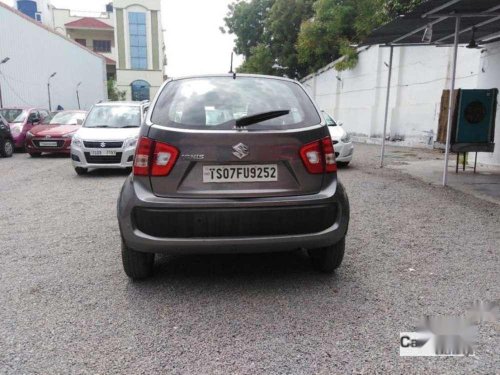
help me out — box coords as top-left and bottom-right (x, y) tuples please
(2, 0), (243, 77)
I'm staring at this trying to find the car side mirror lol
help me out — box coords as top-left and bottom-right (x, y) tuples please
(76, 119), (83, 125)
(28, 115), (40, 125)
(338, 122), (343, 126)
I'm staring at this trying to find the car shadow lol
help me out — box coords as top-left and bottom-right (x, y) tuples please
(79, 168), (132, 178)
(133, 250), (344, 287)
(33, 153), (69, 159)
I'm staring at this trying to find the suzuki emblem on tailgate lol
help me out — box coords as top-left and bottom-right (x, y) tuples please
(232, 143), (249, 159)
(100, 142), (106, 148)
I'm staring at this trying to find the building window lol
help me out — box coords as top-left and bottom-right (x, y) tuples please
(128, 12), (147, 70)
(131, 80), (150, 101)
(75, 38), (86, 47)
(93, 40), (111, 53)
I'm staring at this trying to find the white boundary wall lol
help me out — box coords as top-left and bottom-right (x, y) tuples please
(302, 42), (500, 166)
(0, 3), (107, 110)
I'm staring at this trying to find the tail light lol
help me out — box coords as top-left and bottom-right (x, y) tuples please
(133, 137), (179, 176)
(300, 136), (337, 174)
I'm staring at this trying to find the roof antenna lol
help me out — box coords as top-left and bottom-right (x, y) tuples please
(229, 52), (236, 79)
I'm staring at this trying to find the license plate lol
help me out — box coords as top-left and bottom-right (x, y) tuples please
(90, 150), (116, 156)
(39, 141), (57, 147)
(203, 164), (278, 183)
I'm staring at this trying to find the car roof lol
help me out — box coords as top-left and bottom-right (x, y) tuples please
(168, 73), (299, 84)
(55, 110), (87, 113)
(0, 107), (38, 110)
(95, 101), (147, 107)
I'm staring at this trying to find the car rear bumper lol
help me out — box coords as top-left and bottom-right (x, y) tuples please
(118, 177), (350, 254)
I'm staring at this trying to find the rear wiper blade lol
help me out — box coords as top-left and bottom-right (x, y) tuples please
(235, 110), (290, 128)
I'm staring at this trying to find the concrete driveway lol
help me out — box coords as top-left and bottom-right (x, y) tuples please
(0, 144), (498, 374)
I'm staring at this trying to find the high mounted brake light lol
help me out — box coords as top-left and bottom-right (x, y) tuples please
(133, 137), (179, 176)
(299, 136), (337, 174)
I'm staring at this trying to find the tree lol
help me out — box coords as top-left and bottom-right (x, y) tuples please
(297, 0), (356, 73)
(223, 0), (315, 79)
(222, 0), (274, 59)
(224, 0), (425, 78)
(237, 44), (278, 75)
(107, 79), (126, 101)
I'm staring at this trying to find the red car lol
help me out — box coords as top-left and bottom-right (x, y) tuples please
(25, 110), (86, 157)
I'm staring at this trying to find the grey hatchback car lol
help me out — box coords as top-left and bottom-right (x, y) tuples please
(117, 74), (350, 279)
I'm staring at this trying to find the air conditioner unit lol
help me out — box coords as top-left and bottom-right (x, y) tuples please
(450, 89), (497, 153)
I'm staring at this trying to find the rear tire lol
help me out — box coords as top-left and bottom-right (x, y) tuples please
(337, 161), (350, 167)
(74, 167), (88, 175)
(121, 240), (155, 280)
(29, 152), (42, 158)
(0, 139), (14, 157)
(308, 237), (345, 273)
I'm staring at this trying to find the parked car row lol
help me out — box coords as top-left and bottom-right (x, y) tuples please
(0, 102), (353, 175)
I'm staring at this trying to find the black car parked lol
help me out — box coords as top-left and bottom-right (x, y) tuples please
(0, 114), (14, 157)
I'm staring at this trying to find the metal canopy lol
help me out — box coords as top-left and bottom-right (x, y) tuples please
(360, 0), (500, 186)
(362, 0), (500, 46)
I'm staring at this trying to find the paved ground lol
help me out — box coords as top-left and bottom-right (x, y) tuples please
(389, 157), (500, 205)
(0, 144), (498, 374)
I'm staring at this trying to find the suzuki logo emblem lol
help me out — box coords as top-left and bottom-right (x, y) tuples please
(232, 143), (249, 159)
(100, 142), (106, 148)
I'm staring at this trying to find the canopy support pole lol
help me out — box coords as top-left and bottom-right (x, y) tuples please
(443, 16), (460, 186)
(380, 45), (394, 168)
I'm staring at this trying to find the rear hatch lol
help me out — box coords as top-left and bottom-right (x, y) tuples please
(140, 76), (333, 199)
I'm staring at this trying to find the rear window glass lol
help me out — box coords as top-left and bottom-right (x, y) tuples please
(151, 76), (321, 130)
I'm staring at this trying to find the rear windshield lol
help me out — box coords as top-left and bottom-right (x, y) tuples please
(151, 76), (321, 130)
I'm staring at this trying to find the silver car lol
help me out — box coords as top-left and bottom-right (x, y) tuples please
(323, 111), (354, 166)
(71, 101), (149, 175)
(117, 75), (350, 279)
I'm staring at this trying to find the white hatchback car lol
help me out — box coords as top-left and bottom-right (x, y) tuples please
(71, 101), (149, 175)
(323, 111), (353, 166)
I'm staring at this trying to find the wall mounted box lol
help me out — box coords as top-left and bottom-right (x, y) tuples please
(451, 89), (497, 153)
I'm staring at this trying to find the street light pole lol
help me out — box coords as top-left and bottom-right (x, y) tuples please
(47, 72), (57, 111)
(380, 46), (394, 168)
(0, 57), (11, 108)
(76, 82), (82, 110)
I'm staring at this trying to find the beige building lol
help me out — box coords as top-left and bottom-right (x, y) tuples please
(51, 0), (165, 101)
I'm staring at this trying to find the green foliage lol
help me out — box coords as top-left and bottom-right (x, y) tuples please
(266, 0), (316, 78)
(334, 39), (358, 71)
(223, 0), (274, 59)
(223, 0), (424, 78)
(237, 44), (278, 75)
(297, 0), (356, 73)
(107, 80), (126, 101)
